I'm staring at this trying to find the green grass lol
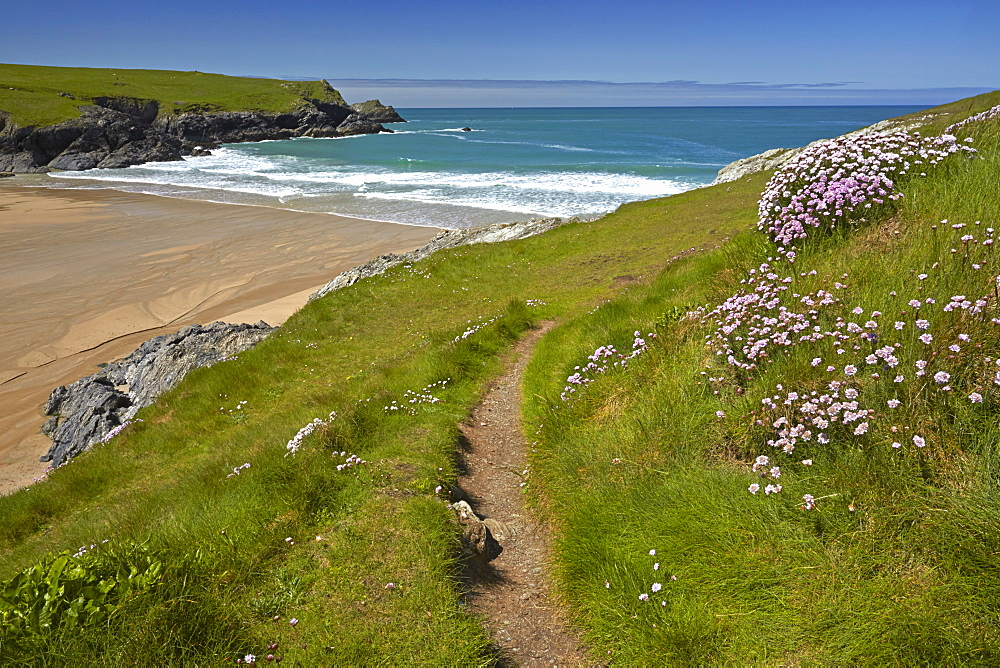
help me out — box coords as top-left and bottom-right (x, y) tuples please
(2, 89), (999, 663)
(901, 90), (1000, 135)
(521, 99), (1000, 663)
(0, 160), (763, 662)
(0, 63), (346, 127)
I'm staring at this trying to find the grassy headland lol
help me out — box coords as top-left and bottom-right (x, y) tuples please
(0, 63), (346, 127)
(2, 92), (999, 664)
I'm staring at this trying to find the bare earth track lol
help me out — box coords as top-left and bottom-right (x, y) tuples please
(457, 323), (598, 667)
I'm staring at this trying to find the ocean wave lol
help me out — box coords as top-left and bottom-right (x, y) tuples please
(540, 143), (596, 153)
(46, 132), (699, 223)
(49, 169), (301, 199)
(256, 167), (686, 197)
(52, 166), (688, 201)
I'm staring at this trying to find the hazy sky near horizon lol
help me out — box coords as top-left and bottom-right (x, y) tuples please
(3, 0), (998, 105)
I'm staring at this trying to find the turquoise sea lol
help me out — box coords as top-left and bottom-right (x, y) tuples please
(47, 106), (923, 229)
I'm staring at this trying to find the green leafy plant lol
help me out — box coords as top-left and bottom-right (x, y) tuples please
(0, 544), (162, 641)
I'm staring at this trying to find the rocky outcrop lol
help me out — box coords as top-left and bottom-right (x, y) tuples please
(711, 117), (928, 186)
(333, 113), (391, 136)
(310, 216), (579, 301)
(0, 104), (184, 173)
(0, 94), (393, 173)
(349, 100), (406, 124)
(711, 147), (800, 185)
(40, 321), (274, 467)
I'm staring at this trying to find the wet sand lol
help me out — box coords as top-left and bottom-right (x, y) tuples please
(0, 184), (439, 495)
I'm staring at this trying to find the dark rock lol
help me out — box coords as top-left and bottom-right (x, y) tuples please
(0, 152), (48, 173)
(0, 91), (387, 173)
(48, 152), (101, 171)
(157, 105), (353, 144)
(40, 377), (130, 464)
(460, 127), (472, 132)
(91, 96), (159, 124)
(349, 100), (406, 123)
(40, 321), (274, 466)
(44, 385), (69, 415)
(334, 113), (386, 136)
(0, 104), (186, 172)
(189, 146), (212, 157)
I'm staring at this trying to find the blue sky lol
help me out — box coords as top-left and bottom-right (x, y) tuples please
(2, 0), (997, 106)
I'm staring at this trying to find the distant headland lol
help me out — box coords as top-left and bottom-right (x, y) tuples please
(0, 63), (404, 173)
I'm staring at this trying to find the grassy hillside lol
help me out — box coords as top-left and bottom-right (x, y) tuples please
(1, 91), (998, 664)
(0, 63), (346, 127)
(523, 99), (1000, 663)
(0, 161), (763, 663)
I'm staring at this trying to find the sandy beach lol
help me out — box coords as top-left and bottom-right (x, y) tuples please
(0, 183), (439, 495)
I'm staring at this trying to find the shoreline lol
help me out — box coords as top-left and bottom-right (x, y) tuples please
(0, 183), (439, 495)
(31, 173), (467, 232)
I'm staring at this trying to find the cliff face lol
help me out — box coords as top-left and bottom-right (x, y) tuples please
(0, 95), (392, 173)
